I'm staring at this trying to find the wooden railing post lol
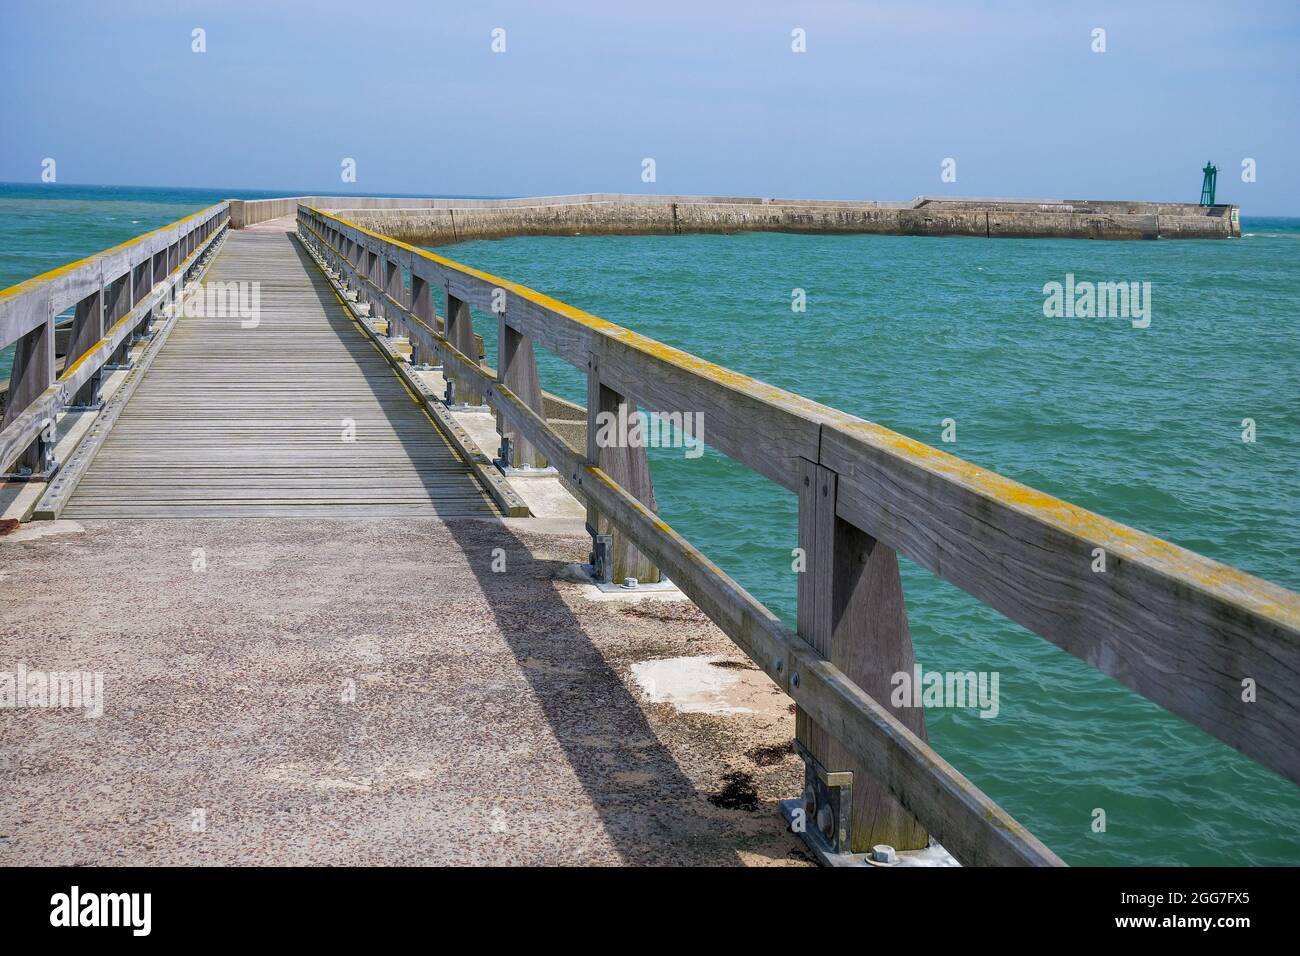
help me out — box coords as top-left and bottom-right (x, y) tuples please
(445, 292), (481, 406)
(357, 246), (369, 304)
(366, 249), (382, 314)
(795, 457), (928, 855)
(103, 271), (133, 369)
(338, 236), (352, 291)
(496, 312), (547, 469)
(410, 275), (435, 366)
(147, 247), (168, 334)
(68, 283), (105, 409)
(129, 257), (151, 346)
(383, 257), (404, 339)
(585, 355), (660, 585)
(0, 302), (56, 476)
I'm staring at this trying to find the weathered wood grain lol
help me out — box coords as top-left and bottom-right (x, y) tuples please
(445, 294), (481, 405)
(585, 361), (660, 584)
(797, 457), (928, 851)
(0, 314), (55, 472)
(482, 377), (1061, 866)
(68, 286), (104, 407)
(61, 228), (498, 520)
(1, 203), (226, 347)
(497, 315), (547, 468)
(301, 205), (1300, 790)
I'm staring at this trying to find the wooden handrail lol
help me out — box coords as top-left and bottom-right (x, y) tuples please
(297, 210), (1064, 865)
(298, 202), (1300, 864)
(0, 203), (229, 350)
(0, 203), (230, 474)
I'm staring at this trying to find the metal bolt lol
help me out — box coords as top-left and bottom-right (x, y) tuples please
(620, 577), (639, 590)
(817, 804), (834, 838)
(802, 786), (816, 817)
(791, 672), (800, 689)
(871, 844), (898, 864)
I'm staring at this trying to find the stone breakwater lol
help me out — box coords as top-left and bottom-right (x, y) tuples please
(274, 194), (1240, 243)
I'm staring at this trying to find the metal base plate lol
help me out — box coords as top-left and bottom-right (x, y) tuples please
(1, 463), (59, 483)
(494, 461), (559, 477)
(779, 800), (959, 867)
(574, 563), (679, 594)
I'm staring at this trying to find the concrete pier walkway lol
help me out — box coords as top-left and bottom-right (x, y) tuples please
(0, 514), (804, 864)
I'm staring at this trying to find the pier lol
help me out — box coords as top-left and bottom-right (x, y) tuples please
(0, 196), (1291, 867)
(232, 193), (1242, 242)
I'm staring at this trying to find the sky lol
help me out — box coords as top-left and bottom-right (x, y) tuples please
(1, 0), (1297, 212)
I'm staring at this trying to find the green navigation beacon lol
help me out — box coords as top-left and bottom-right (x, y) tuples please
(1200, 161), (1218, 206)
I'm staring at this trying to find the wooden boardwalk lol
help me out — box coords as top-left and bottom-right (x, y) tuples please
(63, 227), (498, 519)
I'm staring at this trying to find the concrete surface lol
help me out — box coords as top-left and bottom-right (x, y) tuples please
(231, 193), (1240, 240)
(0, 515), (811, 865)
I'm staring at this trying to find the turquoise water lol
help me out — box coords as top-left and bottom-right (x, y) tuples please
(444, 223), (1300, 867)
(4, 185), (1298, 865)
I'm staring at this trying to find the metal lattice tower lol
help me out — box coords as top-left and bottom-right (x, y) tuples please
(1200, 160), (1218, 206)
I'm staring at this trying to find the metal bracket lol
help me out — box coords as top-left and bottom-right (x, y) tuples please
(498, 463), (559, 477)
(589, 532), (614, 584)
(795, 738), (853, 853)
(780, 738), (960, 868)
(1, 437), (58, 483)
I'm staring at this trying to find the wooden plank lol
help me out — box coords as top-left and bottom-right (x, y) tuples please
(67, 285), (104, 407)
(0, 223), (227, 474)
(821, 421), (1300, 786)
(410, 275), (435, 366)
(61, 227), (498, 520)
(1, 203), (226, 347)
(302, 205), (1300, 788)
(796, 457), (928, 851)
(483, 377), (1061, 866)
(0, 311), (55, 472)
(382, 255), (405, 333)
(332, 207), (826, 491)
(585, 360), (659, 584)
(445, 293), (481, 405)
(497, 315), (547, 468)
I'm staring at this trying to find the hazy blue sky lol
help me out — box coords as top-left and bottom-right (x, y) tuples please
(2, 0), (1296, 211)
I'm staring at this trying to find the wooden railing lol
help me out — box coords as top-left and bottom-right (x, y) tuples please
(0, 203), (230, 475)
(298, 203), (1300, 866)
